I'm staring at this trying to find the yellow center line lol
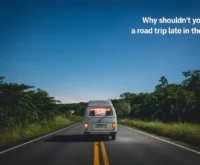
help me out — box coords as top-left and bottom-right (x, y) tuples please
(94, 142), (100, 165)
(100, 141), (110, 165)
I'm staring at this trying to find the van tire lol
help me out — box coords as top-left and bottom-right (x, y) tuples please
(111, 135), (116, 140)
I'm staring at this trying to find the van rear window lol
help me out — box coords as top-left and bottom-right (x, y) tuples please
(88, 107), (113, 116)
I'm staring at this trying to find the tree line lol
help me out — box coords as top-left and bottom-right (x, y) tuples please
(112, 70), (200, 122)
(0, 76), (88, 132)
(0, 69), (199, 131)
(46, 69), (200, 123)
(0, 77), (64, 131)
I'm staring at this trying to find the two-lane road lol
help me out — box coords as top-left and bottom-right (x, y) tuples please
(0, 122), (200, 165)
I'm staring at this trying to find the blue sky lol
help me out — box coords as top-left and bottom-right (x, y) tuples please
(1, 0), (200, 103)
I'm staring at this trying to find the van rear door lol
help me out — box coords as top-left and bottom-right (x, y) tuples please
(84, 107), (116, 131)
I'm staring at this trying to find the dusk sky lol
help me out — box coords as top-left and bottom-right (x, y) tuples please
(1, 0), (200, 103)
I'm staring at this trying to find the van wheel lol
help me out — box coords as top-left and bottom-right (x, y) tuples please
(111, 135), (116, 140)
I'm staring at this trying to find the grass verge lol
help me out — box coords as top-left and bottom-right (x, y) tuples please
(0, 115), (83, 149)
(118, 119), (200, 146)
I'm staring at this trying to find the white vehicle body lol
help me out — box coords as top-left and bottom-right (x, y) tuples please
(83, 100), (117, 140)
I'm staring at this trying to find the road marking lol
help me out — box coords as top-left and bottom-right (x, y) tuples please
(0, 121), (83, 155)
(119, 124), (200, 155)
(100, 141), (110, 165)
(94, 142), (100, 165)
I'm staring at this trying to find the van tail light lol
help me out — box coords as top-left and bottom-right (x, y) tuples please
(112, 122), (116, 128)
(84, 123), (88, 129)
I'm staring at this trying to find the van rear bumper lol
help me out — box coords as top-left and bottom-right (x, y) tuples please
(84, 131), (117, 135)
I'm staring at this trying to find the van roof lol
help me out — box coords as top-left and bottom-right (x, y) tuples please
(87, 100), (113, 107)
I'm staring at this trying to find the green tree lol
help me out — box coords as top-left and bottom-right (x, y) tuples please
(182, 70), (200, 90)
(114, 99), (131, 118)
(155, 76), (168, 91)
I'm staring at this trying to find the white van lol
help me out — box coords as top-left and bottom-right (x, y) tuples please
(83, 100), (117, 140)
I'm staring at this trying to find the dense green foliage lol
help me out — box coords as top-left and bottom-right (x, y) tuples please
(112, 70), (200, 122)
(0, 77), (83, 148)
(0, 77), (82, 132)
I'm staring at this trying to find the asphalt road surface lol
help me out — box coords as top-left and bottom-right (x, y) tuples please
(0, 122), (200, 165)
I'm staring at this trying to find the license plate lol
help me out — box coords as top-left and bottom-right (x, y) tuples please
(95, 124), (106, 128)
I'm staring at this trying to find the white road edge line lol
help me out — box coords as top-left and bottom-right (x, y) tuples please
(0, 121), (83, 155)
(119, 124), (200, 155)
